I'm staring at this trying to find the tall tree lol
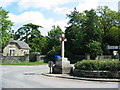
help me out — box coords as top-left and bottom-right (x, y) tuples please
(44, 25), (63, 60)
(66, 8), (85, 58)
(15, 23), (42, 43)
(97, 6), (119, 54)
(45, 25), (63, 53)
(15, 23), (45, 52)
(82, 9), (102, 43)
(66, 9), (103, 60)
(0, 7), (13, 52)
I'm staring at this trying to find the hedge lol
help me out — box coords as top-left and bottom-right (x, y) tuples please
(74, 59), (120, 71)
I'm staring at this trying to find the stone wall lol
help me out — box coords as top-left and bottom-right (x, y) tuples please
(0, 53), (2, 63)
(73, 69), (120, 78)
(0, 53), (29, 63)
(29, 52), (46, 62)
(36, 55), (46, 62)
(95, 55), (113, 60)
(70, 55), (113, 63)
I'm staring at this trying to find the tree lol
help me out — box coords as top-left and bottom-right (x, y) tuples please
(15, 23), (42, 43)
(82, 10), (102, 43)
(0, 7), (13, 52)
(44, 25), (63, 60)
(15, 23), (46, 52)
(65, 8), (85, 58)
(66, 8), (103, 60)
(45, 25), (63, 53)
(97, 6), (119, 54)
(66, 6), (119, 60)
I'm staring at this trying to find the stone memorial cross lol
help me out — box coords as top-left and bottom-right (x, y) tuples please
(60, 34), (67, 59)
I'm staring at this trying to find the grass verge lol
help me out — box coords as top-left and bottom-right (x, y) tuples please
(0, 62), (48, 65)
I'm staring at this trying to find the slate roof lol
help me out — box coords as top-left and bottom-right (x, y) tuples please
(4, 40), (30, 49)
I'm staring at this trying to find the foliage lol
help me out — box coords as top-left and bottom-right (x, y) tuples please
(65, 6), (119, 60)
(86, 41), (103, 59)
(44, 25), (63, 59)
(97, 6), (119, 54)
(75, 59), (119, 71)
(15, 23), (46, 53)
(15, 23), (42, 43)
(0, 7), (13, 51)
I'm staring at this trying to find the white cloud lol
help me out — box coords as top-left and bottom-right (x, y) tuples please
(0, 0), (17, 7)
(8, 11), (68, 36)
(17, 0), (79, 15)
(76, 0), (99, 12)
(18, 0), (68, 10)
(54, 7), (72, 15)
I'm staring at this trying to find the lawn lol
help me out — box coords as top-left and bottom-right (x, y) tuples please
(0, 62), (48, 65)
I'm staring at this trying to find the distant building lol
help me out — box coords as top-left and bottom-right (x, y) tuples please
(3, 40), (30, 56)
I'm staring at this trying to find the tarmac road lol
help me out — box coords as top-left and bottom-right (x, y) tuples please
(1, 65), (119, 88)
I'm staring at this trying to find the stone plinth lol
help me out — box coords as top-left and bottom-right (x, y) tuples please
(53, 58), (71, 74)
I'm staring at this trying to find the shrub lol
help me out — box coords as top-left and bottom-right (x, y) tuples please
(74, 59), (119, 71)
(86, 41), (103, 59)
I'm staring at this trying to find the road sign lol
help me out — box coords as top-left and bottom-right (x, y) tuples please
(107, 46), (119, 50)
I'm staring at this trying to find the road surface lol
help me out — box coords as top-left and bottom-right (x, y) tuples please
(1, 65), (119, 88)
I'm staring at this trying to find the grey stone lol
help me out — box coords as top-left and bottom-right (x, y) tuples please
(73, 69), (120, 78)
(0, 53), (29, 63)
(53, 58), (71, 74)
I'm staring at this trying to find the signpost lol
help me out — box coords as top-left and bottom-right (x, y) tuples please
(107, 45), (120, 61)
(107, 46), (119, 50)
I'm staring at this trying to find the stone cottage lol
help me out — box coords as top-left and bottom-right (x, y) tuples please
(3, 40), (30, 56)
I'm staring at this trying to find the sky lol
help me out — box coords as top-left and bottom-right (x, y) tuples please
(0, 0), (120, 36)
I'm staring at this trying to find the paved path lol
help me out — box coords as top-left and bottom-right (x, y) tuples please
(1, 65), (119, 88)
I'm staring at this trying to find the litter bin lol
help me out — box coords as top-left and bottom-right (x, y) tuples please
(54, 55), (61, 61)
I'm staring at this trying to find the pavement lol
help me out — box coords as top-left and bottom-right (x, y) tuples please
(42, 73), (120, 82)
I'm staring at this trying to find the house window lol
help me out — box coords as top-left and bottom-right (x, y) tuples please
(23, 50), (28, 55)
(9, 48), (16, 56)
(10, 50), (15, 56)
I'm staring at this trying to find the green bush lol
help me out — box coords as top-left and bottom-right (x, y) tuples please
(75, 59), (119, 71)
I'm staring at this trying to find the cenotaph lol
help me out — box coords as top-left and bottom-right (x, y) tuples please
(53, 34), (71, 74)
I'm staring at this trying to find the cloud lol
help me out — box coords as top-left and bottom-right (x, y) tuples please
(0, 0), (17, 7)
(54, 7), (72, 15)
(8, 11), (68, 36)
(18, 0), (68, 10)
(76, 0), (99, 12)
(17, 0), (79, 15)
